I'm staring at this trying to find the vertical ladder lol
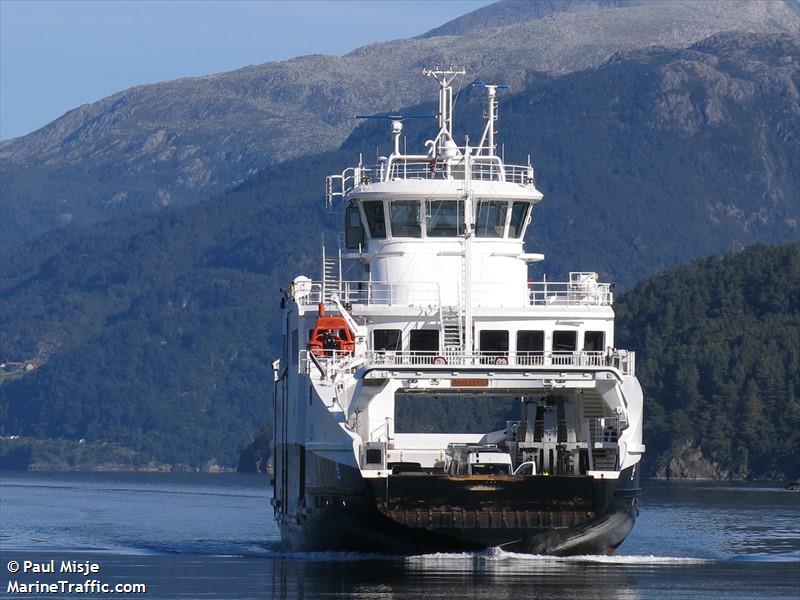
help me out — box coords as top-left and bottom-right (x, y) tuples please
(321, 246), (340, 303)
(441, 308), (463, 352)
(460, 236), (472, 353)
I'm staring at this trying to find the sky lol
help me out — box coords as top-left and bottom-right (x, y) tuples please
(0, 0), (493, 140)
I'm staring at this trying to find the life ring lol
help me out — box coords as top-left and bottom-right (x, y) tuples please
(433, 356), (447, 365)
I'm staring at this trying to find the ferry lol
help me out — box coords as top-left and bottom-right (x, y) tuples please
(272, 68), (645, 555)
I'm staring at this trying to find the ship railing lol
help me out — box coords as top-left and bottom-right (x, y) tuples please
(326, 161), (535, 202)
(299, 280), (441, 306)
(363, 350), (635, 375)
(528, 280), (614, 306)
(296, 279), (613, 308)
(299, 349), (363, 380)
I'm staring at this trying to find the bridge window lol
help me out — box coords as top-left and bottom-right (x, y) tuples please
(373, 329), (401, 352)
(553, 330), (577, 352)
(426, 200), (464, 237)
(409, 329), (439, 353)
(508, 202), (529, 238)
(390, 201), (422, 237)
(584, 331), (605, 351)
(363, 201), (386, 239)
(475, 201), (508, 238)
(345, 205), (365, 249)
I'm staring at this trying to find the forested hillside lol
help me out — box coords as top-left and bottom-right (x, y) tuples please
(616, 243), (800, 480)
(1, 34), (798, 471)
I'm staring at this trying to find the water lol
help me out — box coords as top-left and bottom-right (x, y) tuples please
(1, 472), (798, 599)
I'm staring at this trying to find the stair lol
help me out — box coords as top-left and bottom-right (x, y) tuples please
(441, 308), (462, 351)
(581, 389), (618, 471)
(582, 389), (605, 420)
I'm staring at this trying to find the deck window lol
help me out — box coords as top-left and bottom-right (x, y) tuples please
(426, 200), (464, 237)
(409, 329), (439, 353)
(345, 205), (365, 249)
(553, 330), (577, 352)
(584, 331), (605, 351)
(479, 330), (509, 355)
(475, 201), (507, 238)
(373, 329), (402, 352)
(390, 201), (422, 238)
(517, 330), (544, 352)
(508, 202), (529, 238)
(517, 330), (544, 365)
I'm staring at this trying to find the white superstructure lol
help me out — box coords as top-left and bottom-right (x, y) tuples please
(273, 68), (645, 555)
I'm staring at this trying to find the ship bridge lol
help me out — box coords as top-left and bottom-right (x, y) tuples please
(326, 68), (543, 311)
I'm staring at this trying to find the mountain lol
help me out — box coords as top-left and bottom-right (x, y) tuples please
(419, 0), (647, 38)
(616, 243), (800, 480)
(2, 0), (798, 243)
(1, 32), (797, 470)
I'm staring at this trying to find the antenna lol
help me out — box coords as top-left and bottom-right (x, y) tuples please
(423, 66), (466, 137)
(355, 114), (436, 157)
(356, 114), (436, 157)
(473, 82), (509, 156)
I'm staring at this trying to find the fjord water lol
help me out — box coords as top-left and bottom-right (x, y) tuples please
(1, 473), (798, 599)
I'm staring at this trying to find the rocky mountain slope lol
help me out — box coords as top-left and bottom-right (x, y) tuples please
(1, 33), (797, 469)
(1, 0), (797, 243)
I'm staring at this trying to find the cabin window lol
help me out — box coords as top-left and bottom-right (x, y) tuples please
(426, 200), (464, 237)
(409, 329), (439, 353)
(373, 329), (401, 352)
(479, 330), (509, 355)
(517, 330), (544, 352)
(390, 201), (422, 237)
(508, 202), (529, 238)
(363, 201), (386, 239)
(345, 205), (365, 249)
(517, 330), (544, 365)
(475, 200), (508, 238)
(553, 330), (577, 352)
(584, 331), (605, 351)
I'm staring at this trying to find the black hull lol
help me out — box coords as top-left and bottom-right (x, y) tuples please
(277, 464), (640, 556)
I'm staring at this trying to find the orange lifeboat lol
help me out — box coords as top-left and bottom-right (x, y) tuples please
(308, 304), (355, 356)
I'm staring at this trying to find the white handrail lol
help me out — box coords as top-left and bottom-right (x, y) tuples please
(363, 350), (635, 375)
(293, 279), (613, 307)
